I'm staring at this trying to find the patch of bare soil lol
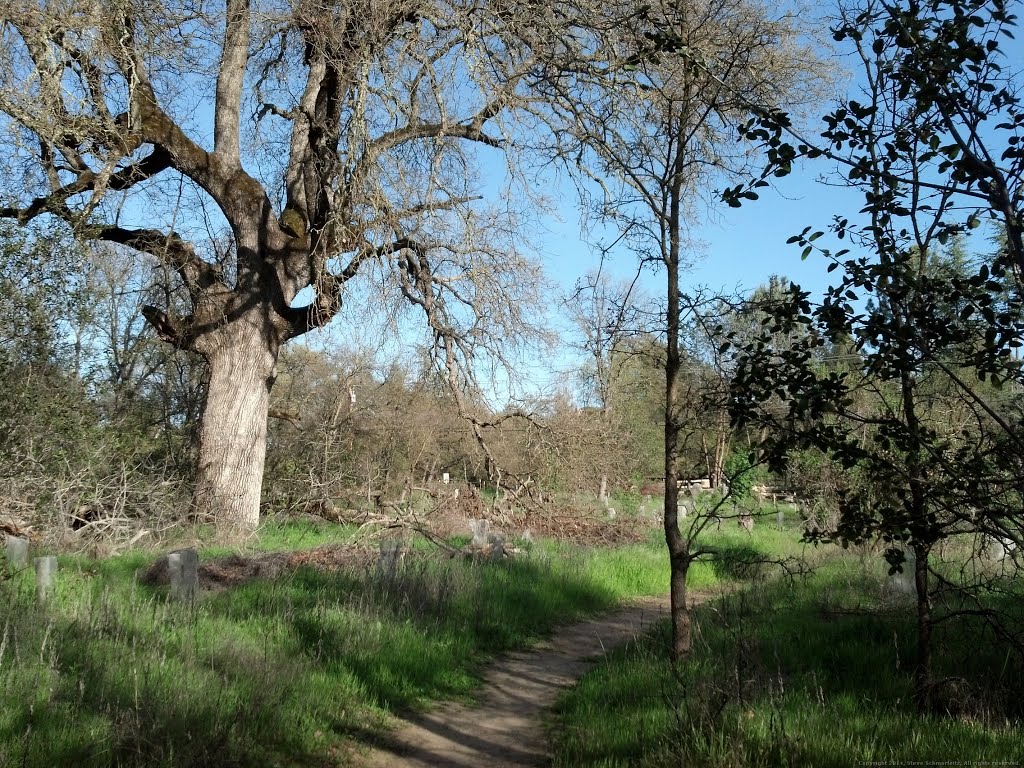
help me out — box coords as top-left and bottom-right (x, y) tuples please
(357, 595), (675, 768)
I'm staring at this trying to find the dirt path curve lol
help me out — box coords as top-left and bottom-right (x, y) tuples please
(358, 595), (670, 768)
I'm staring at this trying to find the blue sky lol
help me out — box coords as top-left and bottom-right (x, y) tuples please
(496, 163), (857, 399)
(684, 171), (861, 299)
(527, 156), (863, 301)
(536, 165), (859, 304)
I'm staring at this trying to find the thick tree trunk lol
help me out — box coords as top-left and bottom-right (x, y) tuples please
(191, 317), (279, 531)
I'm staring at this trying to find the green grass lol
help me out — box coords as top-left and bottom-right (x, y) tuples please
(0, 524), (677, 767)
(158, 516), (363, 557)
(551, 541), (1024, 767)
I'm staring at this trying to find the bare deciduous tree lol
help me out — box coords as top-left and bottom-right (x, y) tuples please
(0, 0), (569, 530)
(565, 267), (651, 497)
(541, 0), (825, 660)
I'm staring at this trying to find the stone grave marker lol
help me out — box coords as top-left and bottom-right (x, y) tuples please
(487, 532), (505, 562)
(6, 536), (29, 570)
(886, 549), (916, 596)
(378, 540), (404, 574)
(34, 556), (57, 602)
(986, 536), (1006, 562)
(469, 518), (490, 548)
(168, 548), (199, 602)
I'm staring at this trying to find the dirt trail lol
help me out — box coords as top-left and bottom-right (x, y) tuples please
(358, 595), (670, 768)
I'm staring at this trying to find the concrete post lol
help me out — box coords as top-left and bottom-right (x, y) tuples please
(34, 556), (57, 602)
(168, 548), (199, 602)
(6, 536), (29, 570)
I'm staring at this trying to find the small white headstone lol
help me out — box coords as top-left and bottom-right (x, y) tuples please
(777, 509), (785, 530)
(442, 472), (450, 485)
(34, 556), (57, 602)
(607, 507), (616, 520)
(987, 536), (1007, 562)
(6, 536), (29, 570)
(168, 548), (199, 602)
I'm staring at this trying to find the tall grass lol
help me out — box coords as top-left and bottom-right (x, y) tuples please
(551, 545), (1024, 767)
(0, 527), (673, 767)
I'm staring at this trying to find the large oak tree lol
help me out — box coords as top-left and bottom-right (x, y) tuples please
(0, 0), (578, 529)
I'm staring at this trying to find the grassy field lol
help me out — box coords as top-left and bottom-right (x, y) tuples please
(551, 521), (1024, 767)
(0, 518), (680, 768)
(4, 508), (1021, 767)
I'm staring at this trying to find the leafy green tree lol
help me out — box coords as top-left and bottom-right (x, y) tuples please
(0, 224), (192, 532)
(723, 0), (1024, 710)
(722, 450), (765, 501)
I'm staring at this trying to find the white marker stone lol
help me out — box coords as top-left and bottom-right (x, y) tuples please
(34, 556), (57, 602)
(168, 548), (199, 602)
(6, 536), (29, 570)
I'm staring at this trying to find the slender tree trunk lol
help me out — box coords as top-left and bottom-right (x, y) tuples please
(713, 426), (728, 489)
(671, 550), (691, 655)
(900, 357), (932, 713)
(665, 357), (691, 659)
(913, 542), (932, 712)
(191, 316), (279, 531)
(664, 162), (689, 662)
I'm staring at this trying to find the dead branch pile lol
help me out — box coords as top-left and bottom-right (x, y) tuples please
(509, 506), (653, 546)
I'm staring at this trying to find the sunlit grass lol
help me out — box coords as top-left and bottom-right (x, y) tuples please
(551, 536), (1024, 768)
(0, 523), (677, 767)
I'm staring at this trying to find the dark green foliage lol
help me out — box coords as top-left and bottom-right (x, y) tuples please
(720, 0), (1024, 712)
(0, 224), (195, 531)
(723, 451), (765, 501)
(725, 0), (1024, 555)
